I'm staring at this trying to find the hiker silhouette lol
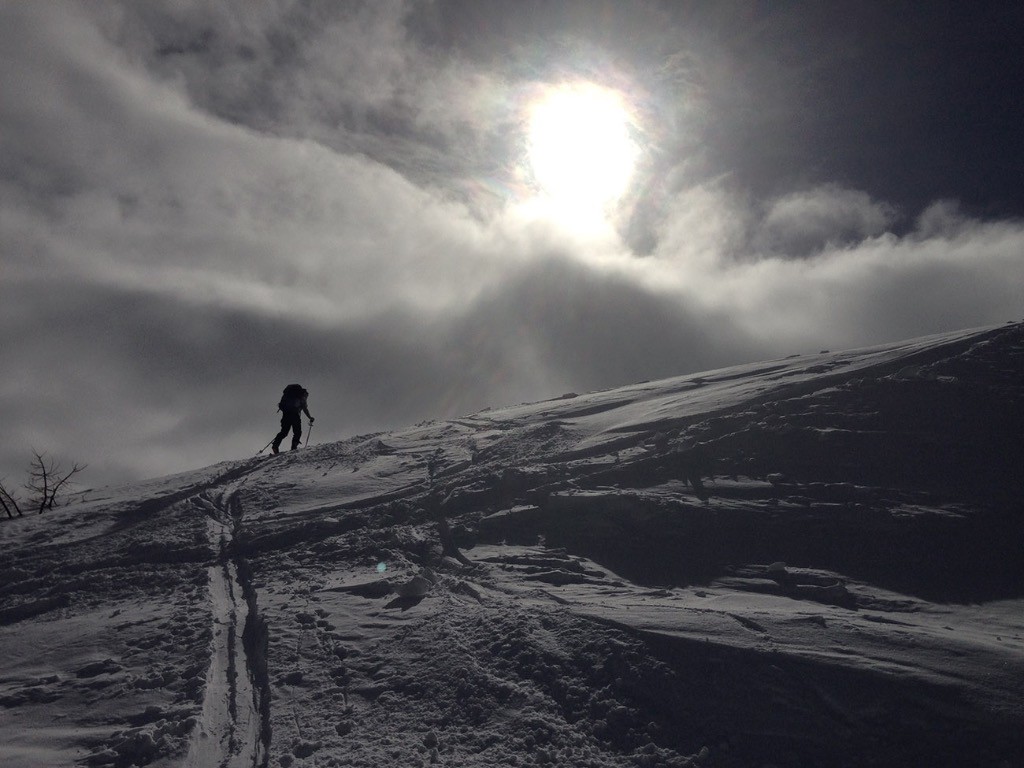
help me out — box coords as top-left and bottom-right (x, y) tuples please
(272, 384), (314, 453)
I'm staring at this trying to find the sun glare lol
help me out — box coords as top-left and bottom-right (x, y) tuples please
(525, 82), (639, 226)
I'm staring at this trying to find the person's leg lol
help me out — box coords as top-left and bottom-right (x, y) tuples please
(289, 412), (303, 450)
(271, 415), (290, 454)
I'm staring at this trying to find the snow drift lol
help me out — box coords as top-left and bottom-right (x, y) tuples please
(2, 322), (1022, 768)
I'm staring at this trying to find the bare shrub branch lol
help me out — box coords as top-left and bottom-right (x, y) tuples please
(23, 450), (87, 514)
(0, 479), (22, 518)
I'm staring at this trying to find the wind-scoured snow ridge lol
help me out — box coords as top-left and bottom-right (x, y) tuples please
(2, 322), (1023, 768)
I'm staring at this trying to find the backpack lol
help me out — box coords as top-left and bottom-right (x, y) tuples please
(279, 384), (308, 412)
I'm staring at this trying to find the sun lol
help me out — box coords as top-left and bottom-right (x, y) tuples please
(524, 82), (640, 226)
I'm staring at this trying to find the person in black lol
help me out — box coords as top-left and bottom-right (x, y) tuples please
(272, 384), (314, 453)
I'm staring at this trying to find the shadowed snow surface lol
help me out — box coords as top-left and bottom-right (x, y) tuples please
(2, 322), (1023, 768)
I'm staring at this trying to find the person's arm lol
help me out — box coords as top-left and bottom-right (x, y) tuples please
(302, 401), (314, 422)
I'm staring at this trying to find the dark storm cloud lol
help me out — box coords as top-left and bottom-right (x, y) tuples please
(2, 2), (1022, 487)
(96, 0), (522, 193)
(670, 1), (1024, 220)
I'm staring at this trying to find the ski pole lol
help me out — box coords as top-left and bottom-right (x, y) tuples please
(256, 438), (275, 455)
(304, 419), (314, 447)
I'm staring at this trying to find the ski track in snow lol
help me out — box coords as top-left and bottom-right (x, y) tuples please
(2, 322), (1023, 768)
(0, 459), (277, 768)
(184, 482), (267, 768)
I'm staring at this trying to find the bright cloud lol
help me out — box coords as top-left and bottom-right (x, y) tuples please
(648, 180), (1024, 347)
(753, 184), (898, 258)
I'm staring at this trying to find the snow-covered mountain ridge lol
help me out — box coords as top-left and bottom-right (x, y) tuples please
(2, 322), (1022, 768)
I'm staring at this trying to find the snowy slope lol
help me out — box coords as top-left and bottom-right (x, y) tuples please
(2, 322), (1022, 768)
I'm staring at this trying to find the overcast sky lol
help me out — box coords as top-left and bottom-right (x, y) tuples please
(2, 1), (1023, 489)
